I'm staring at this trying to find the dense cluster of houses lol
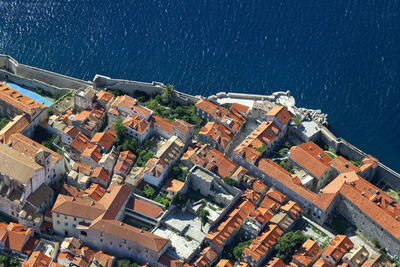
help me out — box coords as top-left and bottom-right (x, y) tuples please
(0, 80), (397, 267)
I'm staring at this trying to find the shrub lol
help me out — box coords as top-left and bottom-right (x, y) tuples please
(233, 240), (252, 260)
(275, 231), (308, 263)
(143, 185), (156, 199)
(223, 177), (235, 186)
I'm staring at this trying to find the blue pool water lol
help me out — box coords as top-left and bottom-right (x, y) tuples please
(0, 0), (399, 171)
(6, 82), (53, 107)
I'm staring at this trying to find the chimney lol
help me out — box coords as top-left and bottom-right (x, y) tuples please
(317, 153), (322, 160)
(345, 162), (349, 168)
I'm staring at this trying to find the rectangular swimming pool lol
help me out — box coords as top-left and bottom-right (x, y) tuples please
(6, 82), (54, 107)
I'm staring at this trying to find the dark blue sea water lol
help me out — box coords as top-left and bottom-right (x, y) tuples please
(0, 0), (399, 171)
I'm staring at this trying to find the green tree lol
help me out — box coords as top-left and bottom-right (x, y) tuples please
(113, 119), (125, 138)
(161, 84), (176, 105)
(256, 143), (266, 155)
(223, 177), (235, 186)
(172, 193), (186, 207)
(233, 240), (252, 260)
(143, 185), (156, 199)
(0, 117), (10, 130)
(275, 231), (308, 264)
(9, 258), (19, 267)
(0, 255), (8, 263)
(199, 209), (210, 231)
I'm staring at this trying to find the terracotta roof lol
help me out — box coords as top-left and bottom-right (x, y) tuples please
(330, 156), (360, 173)
(82, 144), (102, 163)
(259, 197), (281, 213)
(8, 133), (63, 168)
(22, 251), (51, 267)
(111, 95), (152, 119)
(96, 90), (114, 105)
(83, 183), (106, 201)
(313, 258), (333, 267)
(292, 239), (321, 267)
(163, 179), (185, 193)
(289, 142), (331, 178)
(251, 179), (268, 194)
(266, 188), (287, 204)
(151, 115), (173, 133)
(266, 105), (292, 126)
(114, 150), (136, 176)
(243, 188), (261, 204)
(70, 132), (91, 153)
(266, 257), (287, 267)
(248, 207), (274, 225)
(90, 132), (115, 151)
(63, 125), (80, 139)
(234, 121), (280, 157)
(0, 82), (45, 115)
(90, 219), (169, 252)
(230, 103), (249, 116)
(173, 119), (194, 135)
(123, 115), (150, 134)
(93, 250), (115, 267)
(0, 114), (29, 143)
(91, 166), (110, 184)
(72, 161), (93, 176)
(126, 198), (163, 219)
(200, 246), (217, 262)
(215, 260), (234, 267)
(145, 158), (167, 178)
(195, 99), (228, 121)
(199, 121), (234, 149)
(59, 184), (83, 198)
(322, 235), (354, 263)
(0, 222), (35, 253)
(281, 200), (303, 219)
(205, 198), (254, 248)
(242, 224), (284, 263)
(52, 194), (106, 220)
(71, 110), (90, 123)
(158, 253), (183, 267)
(204, 149), (238, 178)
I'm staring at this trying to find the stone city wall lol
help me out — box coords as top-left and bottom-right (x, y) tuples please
(0, 54), (91, 95)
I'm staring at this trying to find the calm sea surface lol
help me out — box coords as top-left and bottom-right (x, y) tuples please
(0, 0), (399, 171)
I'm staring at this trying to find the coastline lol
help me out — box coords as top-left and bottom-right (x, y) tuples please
(0, 53), (399, 190)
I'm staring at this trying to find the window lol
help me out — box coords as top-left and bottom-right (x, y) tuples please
(57, 221), (60, 225)
(110, 242), (112, 246)
(100, 238), (103, 242)
(81, 231), (87, 236)
(72, 224), (76, 228)
(65, 222), (68, 226)
(74, 217), (77, 221)
(57, 214), (60, 218)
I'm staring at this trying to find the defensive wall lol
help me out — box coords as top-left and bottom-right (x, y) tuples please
(0, 54), (91, 95)
(1, 54), (399, 190)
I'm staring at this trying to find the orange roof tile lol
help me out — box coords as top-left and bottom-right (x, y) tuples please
(292, 239), (321, 267)
(281, 200), (303, 219)
(313, 258), (333, 267)
(111, 95), (152, 119)
(0, 83), (46, 115)
(70, 132), (91, 153)
(64, 125), (80, 139)
(91, 166), (110, 184)
(90, 132), (115, 151)
(215, 260), (234, 267)
(23, 251), (51, 267)
(242, 224), (284, 263)
(145, 158), (167, 178)
(96, 90), (114, 105)
(289, 142), (331, 178)
(126, 198), (163, 219)
(8, 133), (63, 168)
(151, 115), (173, 133)
(234, 121), (280, 157)
(266, 105), (292, 126)
(123, 115), (150, 134)
(266, 188), (287, 204)
(259, 197), (281, 213)
(322, 235), (354, 263)
(114, 150), (136, 176)
(163, 179), (185, 193)
(83, 183), (106, 201)
(195, 99), (228, 121)
(72, 161), (93, 176)
(266, 257), (287, 267)
(173, 119), (194, 135)
(0, 222), (35, 253)
(82, 144), (102, 163)
(0, 114), (29, 144)
(330, 156), (360, 173)
(204, 149), (238, 178)
(89, 219), (169, 252)
(251, 179), (267, 194)
(230, 103), (249, 116)
(199, 121), (234, 149)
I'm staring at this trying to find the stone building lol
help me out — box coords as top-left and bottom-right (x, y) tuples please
(74, 87), (96, 112)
